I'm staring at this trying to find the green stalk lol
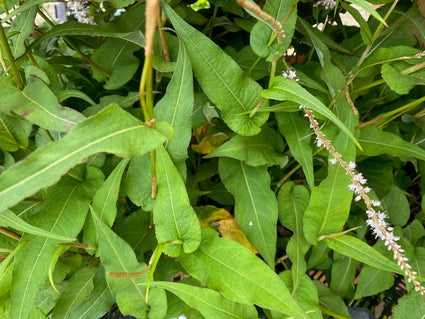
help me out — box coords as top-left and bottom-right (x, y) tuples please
(0, 23), (23, 89)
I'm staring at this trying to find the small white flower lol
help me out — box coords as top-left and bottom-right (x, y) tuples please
(329, 158), (337, 165)
(66, 0), (95, 24)
(363, 187), (371, 193)
(372, 200), (381, 207)
(249, 221), (253, 226)
(348, 161), (357, 170)
(313, 0), (336, 10)
(282, 69), (299, 81)
(354, 195), (361, 202)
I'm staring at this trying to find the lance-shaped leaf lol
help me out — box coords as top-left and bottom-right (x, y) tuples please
(325, 235), (403, 274)
(0, 103), (167, 214)
(91, 38), (141, 90)
(262, 77), (361, 149)
(91, 208), (167, 319)
(153, 145), (201, 257)
(83, 158), (130, 248)
(163, 2), (268, 136)
(10, 167), (103, 319)
(180, 228), (308, 318)
(154, 37), (193, 168)
(0, 76), (85, 132)
(278, 182), (311, 292)
(0, 209), (75, 242)
(359, 126), (425, 160)
(69, 267), (115, 319)
(26, 4), (146, 50)
(51, 266), (98, 319)
(144, 281), (258, 319)
(8, 7), (37, 57)
(219, 157), (278, 267)
(207, 126), (285, 167)
(276, 112), (314, 188)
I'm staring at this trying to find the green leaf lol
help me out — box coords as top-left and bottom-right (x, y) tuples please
(163, 2), (269, 136)
(10, 167), (103, 319)
(0, 113), (31, 152)
(354, 265), (394, 299)
(330, 253), (358, 299)
(381, 63), (417, 94)
(56, 90), (96, 106)
(276, 112), (314, 188)
(278, 272), (322, 319)
(346, 0), (387, 26)
(325, 235), (403, 274)
(146, 281), (258, 319)
(91, 208), (167, 319)
(180, 228), (308, 318)
(83, 158), (129, 249)
(277, 182), (311, 292)
(0, 209), (75, 242)
(313, 281), (351, 318)
(392, 291), (425, 319)
(51, 266), (98, 319)
(8, 7), (37, 57)
(219, 157), (278, 267)
(0, 76), (86, 132)
(359, 126), (425, 160)
(68, 267), (115, 319)
(91, 38), (141, 89)
(153, 145), (201, 257)
(382, 185), (410, 227)
(250, 0), (297, 60)
(0, 104), (167, 214)
(262, 77), (361, 149)
(125, 154), (155, 211)
(207, 126), (285, 166)
(154, 36), (193, 167)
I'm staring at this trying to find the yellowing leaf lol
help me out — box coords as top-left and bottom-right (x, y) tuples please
(191, 134), (229, 154)
(198, 206), (233, 228)
(217, 219), (258, 254)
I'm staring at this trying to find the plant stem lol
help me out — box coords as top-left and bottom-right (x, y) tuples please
(356, 0), (397, 67)
(0, 23), (23, 89)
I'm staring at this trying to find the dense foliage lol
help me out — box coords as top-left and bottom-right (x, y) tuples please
(0, 0), (425, 318)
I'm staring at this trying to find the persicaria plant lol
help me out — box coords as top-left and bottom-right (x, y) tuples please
(0, 0), (425, 318)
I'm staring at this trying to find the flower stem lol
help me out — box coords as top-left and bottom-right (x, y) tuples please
(0, 23), (23, 89)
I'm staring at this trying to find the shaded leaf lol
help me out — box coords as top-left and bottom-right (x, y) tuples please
(180, 228), (308, 318)
(276, 112), (314, 188)
(392, 291), (425, 319)
(0, 113), (31, 152)
(0, 104), (167, 214)
(125, 153), (154, 211)
(382, 185), (410, 227)
(354, 265), (394, 299)
(10, 167), (103, 319)
(83, 158), (130, 250)
(359, 126), (425, 160)
(164, 2), (269, 136)
(147, 281), (258, 319)
(278, 182), (311, 292)
(92, 38), (141, 90)
(51, 266), (98, 319)
(219, 157), (278, 267)
(207, 126), (285, 166)
(8, 7), (37, 57)
(381, 64), (417, 94)
(153, 145), (201, 257)
(0, 76), (85, 132)
(330, 253), (358, 299)
(91, 209), (166, 319)
(69, 267), (115, 319)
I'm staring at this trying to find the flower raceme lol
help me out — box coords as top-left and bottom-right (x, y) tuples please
(300, 104), (425, 295)
(313, 0), (337, 10)
(66, 0), (95, 24)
